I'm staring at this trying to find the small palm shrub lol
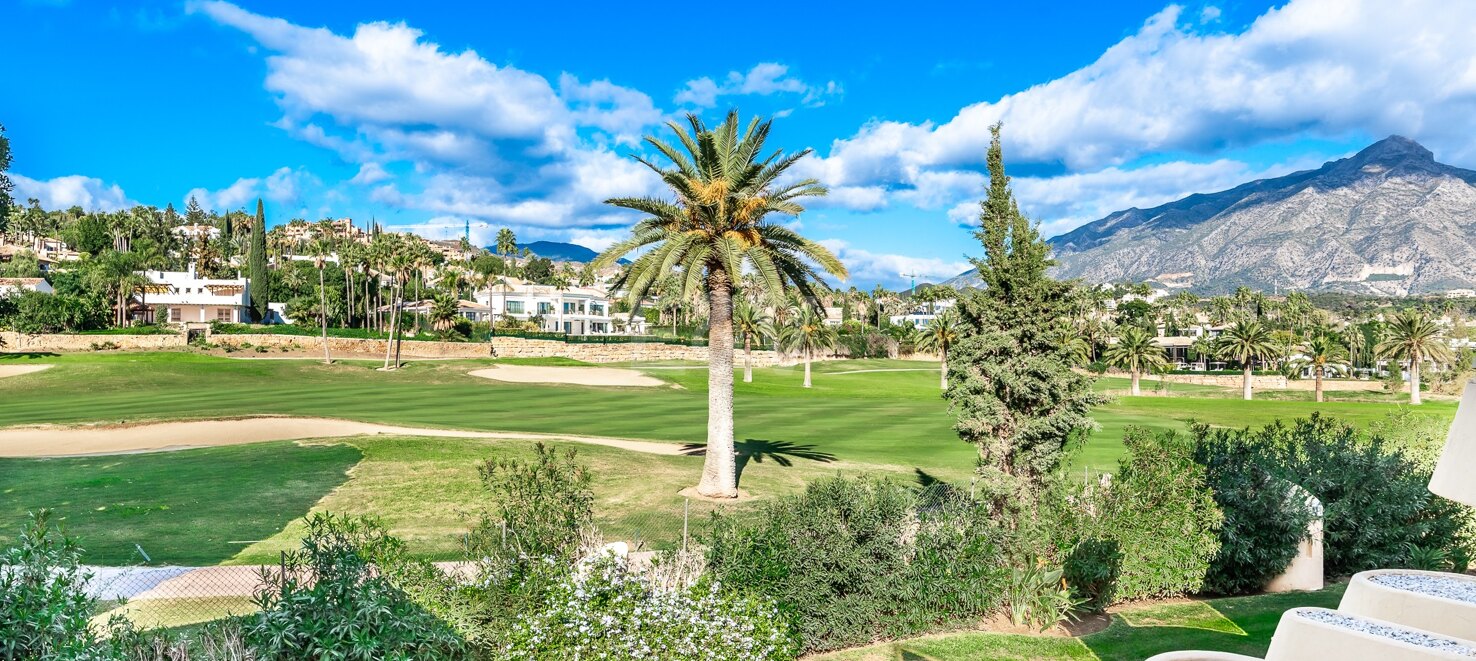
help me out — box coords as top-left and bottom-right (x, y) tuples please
(501, 553), (797, 660)
(245, 513), (467, 660)
(704, 477), (1010, 654)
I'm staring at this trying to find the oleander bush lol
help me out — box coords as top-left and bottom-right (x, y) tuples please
(1193, 424), (1316, 595)
(1202, 415), (1470, 576)
(704, 476), (1010, 654)
(245, 513), (467, 660)
(501, 553), (797, 660)
(1049, 428), (1223, 603)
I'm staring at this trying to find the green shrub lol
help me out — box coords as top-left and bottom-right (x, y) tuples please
(1002, 562), (1079, 631)
(246, 513), (467, 660)
(1221, 415), (1469, 576)
(0, 510), (109, 659)
(1054, 429), (1222, 603)
(704, 477), (1008, 654)
(1193, 424), (1315, 595)
(502, 553), (798, 660)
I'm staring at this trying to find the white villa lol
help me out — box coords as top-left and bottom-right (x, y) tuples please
(0, 277), (54, 296)
(136, 267), (251, 324)
(889, 298), (957, 329)
(472, 277), (630, 335)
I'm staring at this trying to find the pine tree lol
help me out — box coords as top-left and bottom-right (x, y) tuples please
(945, 123), (1107, 507)
(248, 198), (270, 321)
(184, 196), (207, 226)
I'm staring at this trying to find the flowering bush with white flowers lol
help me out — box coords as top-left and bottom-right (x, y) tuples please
(501, 553), (799, 661)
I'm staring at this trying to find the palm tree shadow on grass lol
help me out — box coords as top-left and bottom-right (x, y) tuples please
(678, 439), (836, 488)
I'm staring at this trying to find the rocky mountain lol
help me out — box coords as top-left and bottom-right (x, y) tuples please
(488, 240), (600, 263)
(948, 136), (1476, 295)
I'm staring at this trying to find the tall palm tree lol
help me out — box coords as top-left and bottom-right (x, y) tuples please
(309, 238), (334, 364)
(1298, 331), (1349, 403)
(1377, 309), (1453, 405)
(916, 308), (961, 389)
(594, 112), (846, 498)
(1217, 320), (1273, 400)
(781, 306), (838, 388)
(495, 228), (517, 256)
(1189, 335), (1216, 371)
(732, 301), (773, 383)
(1104, 326), (1167, 396)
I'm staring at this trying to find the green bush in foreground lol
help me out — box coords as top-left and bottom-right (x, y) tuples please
(502, 553), (797, 660)
(705, 476), (1010, 654)
(246, 513), (466, 660)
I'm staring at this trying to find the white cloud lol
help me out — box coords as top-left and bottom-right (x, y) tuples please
(184, 166), (319, 213)
(818, 239), (972, 286)
(804, 0), (1476, 232)
(11, 173), (134, 211)
(348, 162), (391, 185)
(190, 1), (665, 231)
(675, 63), (840, 108)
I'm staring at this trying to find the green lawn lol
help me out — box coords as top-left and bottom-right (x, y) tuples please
(0, 351), (1456, 562)
(818, 583), (1346, 660)
(0, 441), (360, 564)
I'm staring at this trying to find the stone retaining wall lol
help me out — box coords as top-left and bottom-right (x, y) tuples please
(1, 331), (785, 366)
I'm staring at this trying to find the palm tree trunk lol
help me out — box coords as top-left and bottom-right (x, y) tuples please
(393, 280), (405, 368)
(940, 348), (948, 390)
(382, 280), (398, 370)
(803, 350), (813, 388)
(1410, 359), (1422, 405)
(319, 266), (331, 364)
(1242, 364), (1253, 401)
(1131, 369), (1141, 396)
(695, 269), (738, 498)
(743, 335), (753, 383)
(1315, 367), (1324, 403)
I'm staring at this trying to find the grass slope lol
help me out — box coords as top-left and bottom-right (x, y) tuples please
(0, 441), (360, 564)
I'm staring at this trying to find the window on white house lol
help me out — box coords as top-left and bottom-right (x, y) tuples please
(506, 301), (524, 314)
(169, 307), (181, 322)
(564, 302), (577, 314)
(216, 308), (232, 322)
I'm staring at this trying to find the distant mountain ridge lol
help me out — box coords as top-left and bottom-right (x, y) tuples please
(946, 136), (1476, 295)
(487, 240), (601, 263)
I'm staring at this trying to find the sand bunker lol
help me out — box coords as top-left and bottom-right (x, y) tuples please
(0, 416), (692, 458)
(0, 364), (51, 379)
(469, 364), (664, 387)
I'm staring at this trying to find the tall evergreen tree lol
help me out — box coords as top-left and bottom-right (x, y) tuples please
(0, 123), (13, 224)
(945, 123), (1107, 507)
(248, 198), (270, 321)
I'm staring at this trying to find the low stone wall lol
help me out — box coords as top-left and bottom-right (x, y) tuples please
(0, 331), (187, 352)
(1160, 373), (1289, 389)
(215, 333), (787, 366)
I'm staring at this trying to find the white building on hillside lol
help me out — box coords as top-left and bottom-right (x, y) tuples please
(136, 267), (251, 324)
(472, 277), (626, 335)
(0, 278), (54, 296)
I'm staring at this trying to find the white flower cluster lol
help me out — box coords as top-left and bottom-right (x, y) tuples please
(502, 554), (797, 660)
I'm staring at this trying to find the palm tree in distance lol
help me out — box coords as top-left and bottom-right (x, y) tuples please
(1377, 309), (1453, 405)
(309, 238), (334, 364)
(781, 305), (838, 388)
(916, 308), (961, 389)
(594, 111), (846, 499)
(1104, 325), (1167, 396)
(1298, 331), (1349, 403)
(733, 301), (774, 383)
(1217, 320), (1274, 400)
(495, 228), (517, 257)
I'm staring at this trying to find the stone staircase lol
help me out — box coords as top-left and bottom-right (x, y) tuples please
(1149, 381), (1476, 660)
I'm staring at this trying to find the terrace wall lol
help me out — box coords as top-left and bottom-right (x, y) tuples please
(0, 331), (787, 366)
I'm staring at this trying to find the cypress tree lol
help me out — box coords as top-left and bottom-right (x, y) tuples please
(944, 123), (1107, 507)
(249, 198), (270, 321)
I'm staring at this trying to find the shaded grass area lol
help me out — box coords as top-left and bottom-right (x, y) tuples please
(0, 441), (361, 564)
(1082, 585), (1346, 660)
(228, 435), (920, 564)
(100, 596), (258, 629)
(820, 584), (1345, 660)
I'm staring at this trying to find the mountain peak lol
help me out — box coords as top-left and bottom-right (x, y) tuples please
(1349, 135), (1434, 165)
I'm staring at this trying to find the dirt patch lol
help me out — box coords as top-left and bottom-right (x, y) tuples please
(469, 364), (664, 387)
(677, 486), (755, 503)
(0, 364), (51, 379)
(0, 416), (691, 458)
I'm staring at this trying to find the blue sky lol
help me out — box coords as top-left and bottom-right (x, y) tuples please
(6, 0), (1475, 288)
